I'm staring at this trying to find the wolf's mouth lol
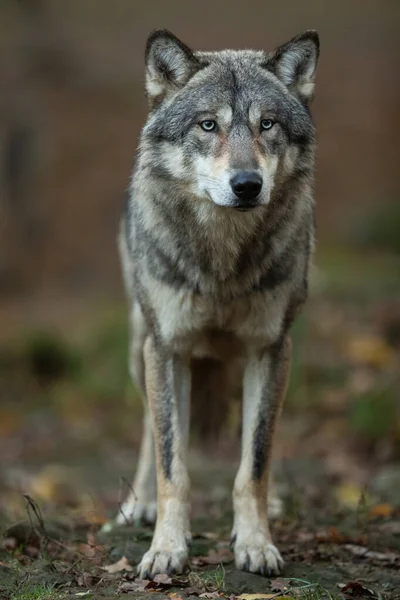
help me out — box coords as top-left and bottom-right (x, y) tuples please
(232, 203), (259, 212)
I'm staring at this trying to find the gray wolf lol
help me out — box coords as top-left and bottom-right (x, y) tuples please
(115, 28), (319, 578)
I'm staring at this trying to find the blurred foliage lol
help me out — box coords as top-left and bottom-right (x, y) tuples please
(23, 331), (82, 386)
(351, 202), (400, 255)
(349, 388), (398, 443)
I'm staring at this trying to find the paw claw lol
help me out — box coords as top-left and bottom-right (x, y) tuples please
(138, 544), (188, 579)
(233, 537), (283, 577)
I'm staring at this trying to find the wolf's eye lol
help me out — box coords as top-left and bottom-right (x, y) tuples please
(261, 119), (275, 131)
(200, 120), (217, 132)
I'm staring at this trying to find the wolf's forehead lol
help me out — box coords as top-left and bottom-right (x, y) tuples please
(188, 58), (282, 113)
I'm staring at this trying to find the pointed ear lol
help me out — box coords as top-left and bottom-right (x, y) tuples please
(266, 30), (320, 103)
(145, 30), (201, 108)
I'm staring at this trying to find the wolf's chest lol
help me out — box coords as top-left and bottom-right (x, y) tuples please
(146, 274), (288, 357)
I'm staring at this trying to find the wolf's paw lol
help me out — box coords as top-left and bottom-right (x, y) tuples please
(233, 533), (283, 576)
(115, 500), (157, 526)
(138, 543), (188, 578)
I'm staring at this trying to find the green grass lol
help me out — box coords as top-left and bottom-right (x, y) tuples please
(188, 564), (226, 591)
(279, 578), (343, 600)
(11, 583), (66, 600)
(349, 387), (399, 441)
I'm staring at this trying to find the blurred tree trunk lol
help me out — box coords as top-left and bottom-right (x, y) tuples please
(0, 0), (77, 296)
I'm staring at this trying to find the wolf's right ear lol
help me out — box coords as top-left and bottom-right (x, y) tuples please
(145, 30), (201, 109)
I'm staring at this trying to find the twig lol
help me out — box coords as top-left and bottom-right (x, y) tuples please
(23, 494), (46, 535)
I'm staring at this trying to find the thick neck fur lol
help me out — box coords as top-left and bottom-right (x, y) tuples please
(130, 163), (313, 301)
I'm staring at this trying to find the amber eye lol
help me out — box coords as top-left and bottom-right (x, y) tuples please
(200, 120), (217, 132)
(261, 119), (275, 131)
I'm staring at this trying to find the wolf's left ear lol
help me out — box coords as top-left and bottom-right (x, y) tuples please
(145, 30), (201, 108)
(266, 30), (320, 103)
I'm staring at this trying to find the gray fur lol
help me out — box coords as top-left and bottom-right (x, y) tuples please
(117, 29), (320, 578)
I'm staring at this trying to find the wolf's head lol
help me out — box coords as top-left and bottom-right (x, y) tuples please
(140, 30), (319, 212)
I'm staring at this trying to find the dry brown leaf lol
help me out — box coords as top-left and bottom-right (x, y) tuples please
(77, 543), (96, 559)
(184, 586), (202, 596)
(153, 573), (173, 585)
(316, 526), (347, 544)
(192, 548), (234, 566)
(118, 579), (151, 592)
(101, 555), (134, 573)
(344, 544), (398, 563)
(338, 580), (375, 596)
(270, 578), (290, 593)
(2, 537), (17, 551)
(199, 593), (220, 599)
(368, 503), (394, 518)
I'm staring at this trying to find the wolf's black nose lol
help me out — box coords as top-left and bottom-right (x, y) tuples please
(230, 171), (262, 201)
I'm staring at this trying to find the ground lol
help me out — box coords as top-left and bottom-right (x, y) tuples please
(0, 248), (399, 599)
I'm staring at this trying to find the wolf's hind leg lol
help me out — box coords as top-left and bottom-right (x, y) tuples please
(268, 474), (283, 519)
(116, 409), (157, 525)
(116, 304), (157, 526)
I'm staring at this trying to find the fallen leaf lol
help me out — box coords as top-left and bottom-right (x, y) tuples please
(368, 503), (394, 518)
(184, 587), (202, 596)
(154, 573), (173, 585)
(118, 579), (150, 592)
(338, 580), (375, 596)
(192, 548), (234, 566)
(200, 593), (220, 599)
(316, 527), (346, 544)
(1, 538), (17, 551)
(270, 578), (290, 593)
(0, 561), (10, 568)
(118, 579), (151, 592)
(101, 555), (134, 573)
(77, 543), (96, 559)
(344, 544), (398, 563)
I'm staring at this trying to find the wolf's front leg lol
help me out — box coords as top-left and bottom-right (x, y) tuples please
(138, 336), (191, 578)
(232, 337), (291, 576)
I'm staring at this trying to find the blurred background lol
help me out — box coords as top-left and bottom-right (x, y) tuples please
(0, 0), (399, 527)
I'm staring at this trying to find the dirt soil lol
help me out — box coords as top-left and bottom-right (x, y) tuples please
(0, 453), (400, 599)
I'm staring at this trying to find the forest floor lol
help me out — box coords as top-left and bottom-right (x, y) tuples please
(0, 248), (399, 599)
